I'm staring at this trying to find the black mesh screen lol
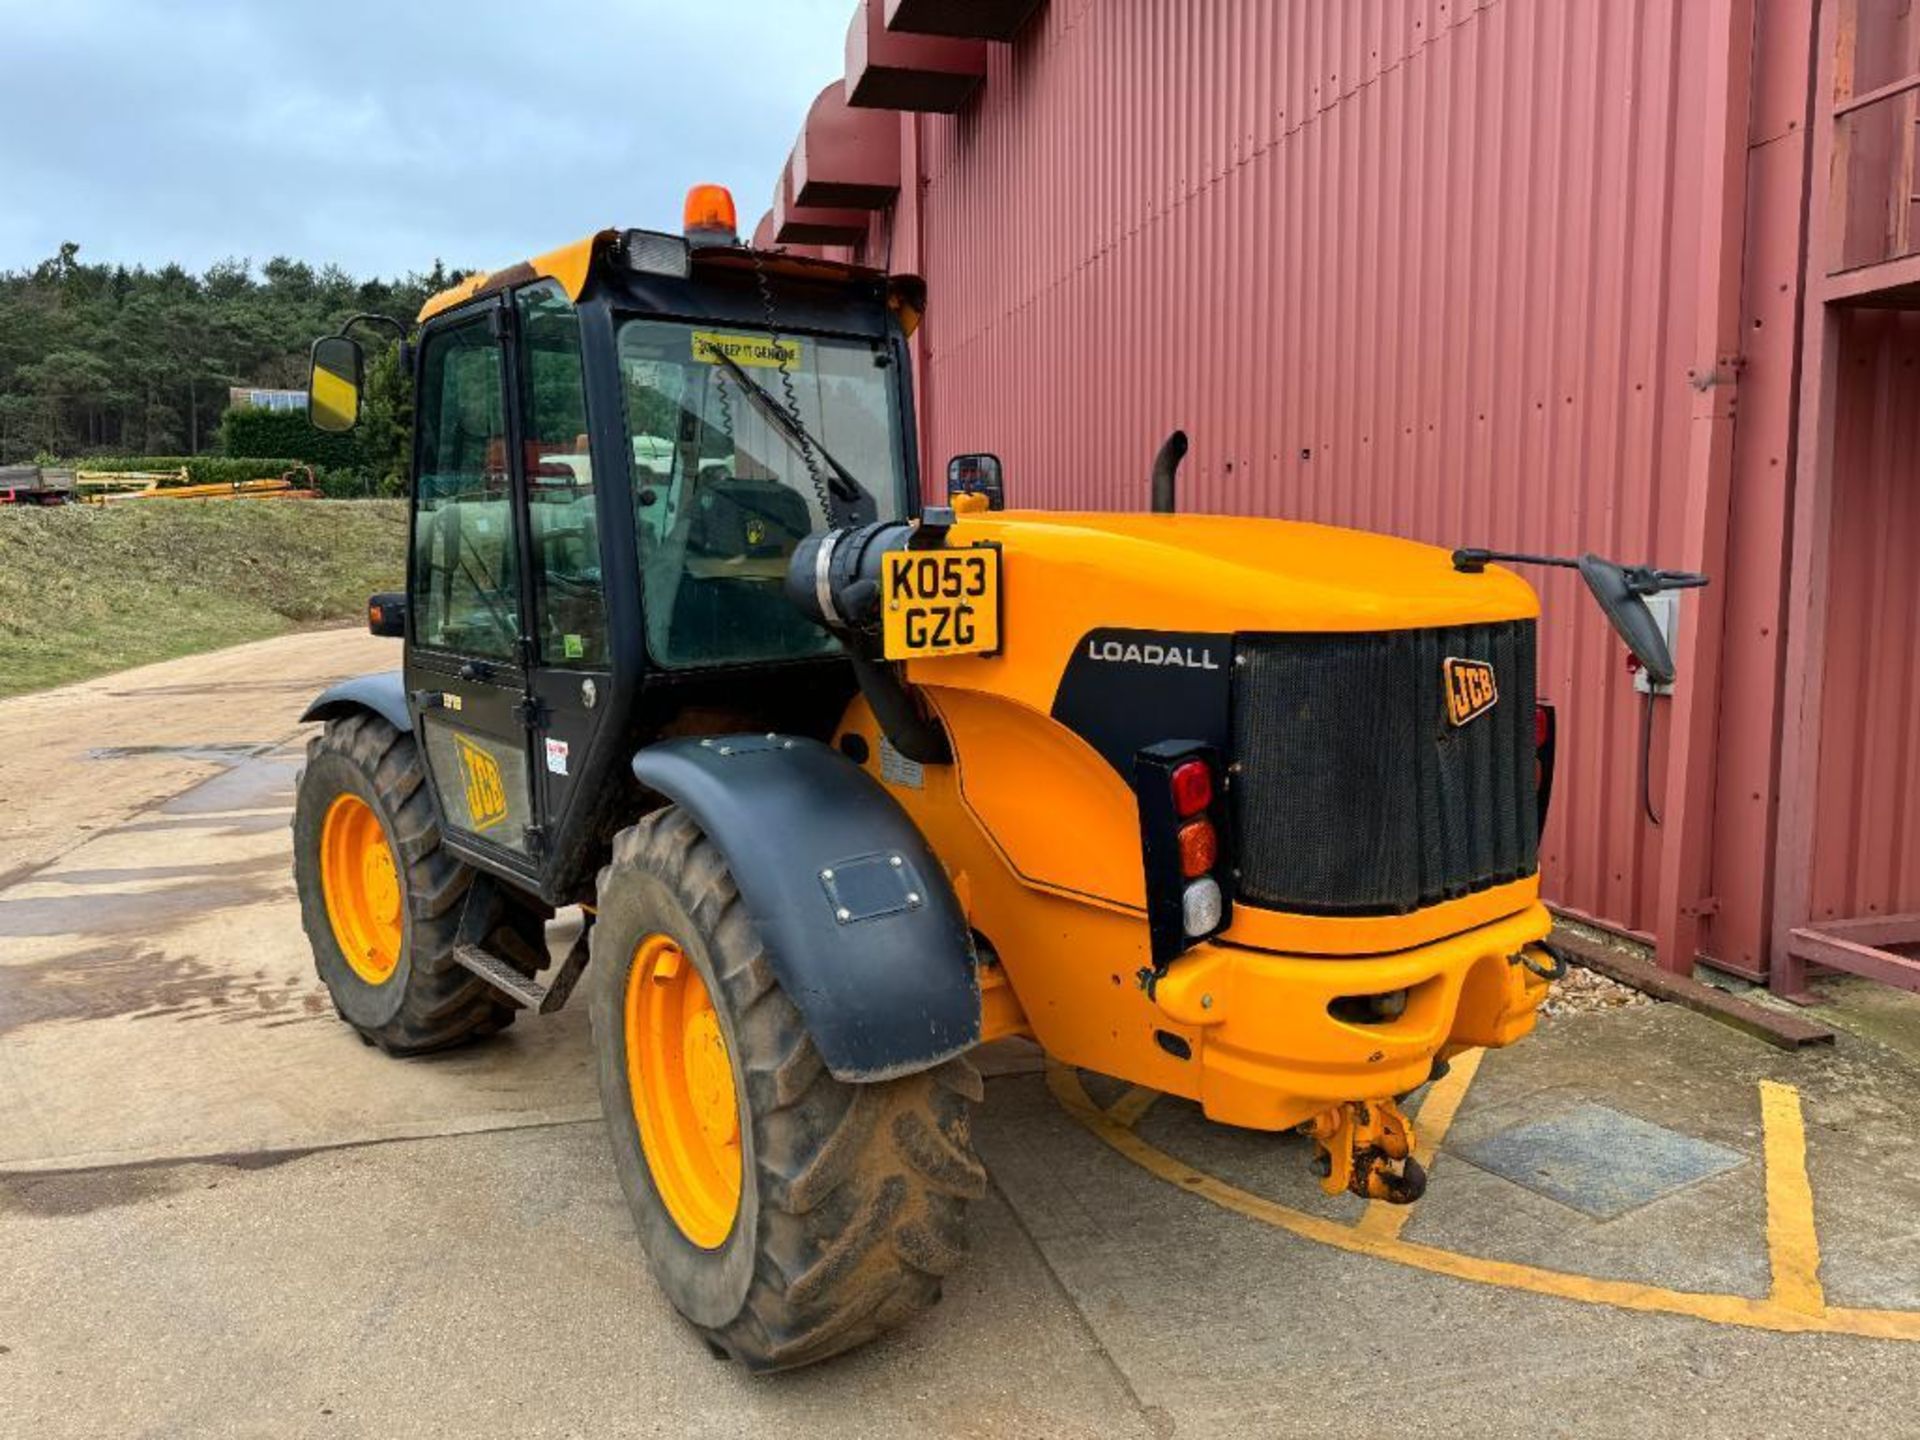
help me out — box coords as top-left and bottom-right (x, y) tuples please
(1230, 622), (1538, 916)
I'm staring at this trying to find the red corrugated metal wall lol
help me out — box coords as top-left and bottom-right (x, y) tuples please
(882, 0), (1719, 939)
(1808, 309), (1920, 925)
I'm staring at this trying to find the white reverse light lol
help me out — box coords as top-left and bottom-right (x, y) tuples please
(1181, 877), (1223, 938)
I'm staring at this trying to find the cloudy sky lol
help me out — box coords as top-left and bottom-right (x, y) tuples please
(0, 0), (854, 279)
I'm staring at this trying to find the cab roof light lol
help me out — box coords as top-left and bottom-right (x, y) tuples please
(622, 228), (690, 279)
(684, 183), (739, 247)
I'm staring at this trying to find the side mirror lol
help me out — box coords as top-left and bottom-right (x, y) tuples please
(1577, 555), (1676, 686)
(309, 334), (365, 433)
(367, 591), (406, 638)
(947, 453), (1004, 510)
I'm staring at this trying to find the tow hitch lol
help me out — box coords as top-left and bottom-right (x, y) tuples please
(1303, 1098), (1427, 1203)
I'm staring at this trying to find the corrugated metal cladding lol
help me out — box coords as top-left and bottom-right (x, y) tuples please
(877, 0), (1720, 942)
(1807, 310), (1920, 926)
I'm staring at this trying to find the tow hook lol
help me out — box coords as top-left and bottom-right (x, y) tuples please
(1301, 1098), (1428, 1204)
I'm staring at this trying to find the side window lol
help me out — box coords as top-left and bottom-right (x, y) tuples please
(517, 283), (606, 668)
(412, 318), (519, 661)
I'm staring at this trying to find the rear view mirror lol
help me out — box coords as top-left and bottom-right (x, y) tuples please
(947, 453), (1004, 510)
(366, 591), (406, 638)
(309, 335), (365, 433)
(1577, 555), (1675, 686)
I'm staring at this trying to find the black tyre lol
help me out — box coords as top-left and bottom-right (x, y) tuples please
(589, 805), (986, 1371)
(292, 711), (547, 1055)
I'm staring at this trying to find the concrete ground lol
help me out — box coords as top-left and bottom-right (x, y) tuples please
(4, 629), (1920, 1439)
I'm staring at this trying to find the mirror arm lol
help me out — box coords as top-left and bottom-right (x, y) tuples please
(338, 312), (409, 346)
(1452, 548), (1710, 597)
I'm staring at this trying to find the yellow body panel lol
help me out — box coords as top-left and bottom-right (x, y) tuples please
(417, 229), (614, 324)
(835, 510), (1550, 1131)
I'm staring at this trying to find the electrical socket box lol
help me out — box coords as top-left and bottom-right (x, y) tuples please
(1634, 591), (1681, 696)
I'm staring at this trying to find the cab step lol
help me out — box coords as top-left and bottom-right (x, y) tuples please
(452, 924), (592, 1016)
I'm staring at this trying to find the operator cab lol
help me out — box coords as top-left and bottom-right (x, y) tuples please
(308, 187), (920, 904)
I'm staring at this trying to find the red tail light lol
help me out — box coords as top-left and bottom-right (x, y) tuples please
(1169, 759), (1213, 817)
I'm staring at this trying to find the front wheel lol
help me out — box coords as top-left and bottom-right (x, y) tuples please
(589, 805), (986, 1371)
(292, 711), (547, 1055)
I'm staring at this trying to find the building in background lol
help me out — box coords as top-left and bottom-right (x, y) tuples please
(750, 0), (1920, 999)
(226, 387), (308, 414)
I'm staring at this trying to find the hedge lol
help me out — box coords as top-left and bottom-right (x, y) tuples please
(221, 407), (363, 470)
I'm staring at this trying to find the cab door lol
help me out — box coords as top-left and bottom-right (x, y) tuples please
(511, 281), (615, 865)
(406, 305), (541, 874)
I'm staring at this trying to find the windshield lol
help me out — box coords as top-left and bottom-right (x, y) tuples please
(617, 318), (905, 668)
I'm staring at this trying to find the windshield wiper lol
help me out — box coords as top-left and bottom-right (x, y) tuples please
(701, 343), (875, 524)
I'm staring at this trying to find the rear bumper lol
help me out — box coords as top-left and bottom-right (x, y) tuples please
(1151, 902), (1554, 1130)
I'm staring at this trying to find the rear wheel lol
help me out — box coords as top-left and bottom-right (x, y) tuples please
(292, 711), (547, 1055)
(590, 806), (986, 1371)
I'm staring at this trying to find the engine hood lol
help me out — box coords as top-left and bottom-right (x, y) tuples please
(907, 510), (1539, 715)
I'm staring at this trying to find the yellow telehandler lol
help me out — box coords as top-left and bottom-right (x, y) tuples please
(291, 184), (1702, 1369)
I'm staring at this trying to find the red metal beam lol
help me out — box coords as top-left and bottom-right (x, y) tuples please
(1820, 248), (1920, 302)
(884, 0), (1043, 42)
(1773, 0), (1847, 999)
(1652, 0), (1757, 976)
(1787, 925), (1920, 992)
(846, 0), (987, 113)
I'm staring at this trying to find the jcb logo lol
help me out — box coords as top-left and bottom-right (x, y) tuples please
(1443, 657), (1499, 727)
(454, 733), (509, 831)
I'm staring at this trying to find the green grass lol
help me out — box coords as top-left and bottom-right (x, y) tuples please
(0, 500), (407, 697)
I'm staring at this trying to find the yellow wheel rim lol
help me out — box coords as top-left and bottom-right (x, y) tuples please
(319, 792), (404, 986)
(625, 933), (743, 1248)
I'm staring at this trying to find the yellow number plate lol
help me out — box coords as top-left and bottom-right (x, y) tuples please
(881, 548), (1001, 659)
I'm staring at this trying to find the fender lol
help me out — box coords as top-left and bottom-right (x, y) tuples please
(299, 671), (411, 733)
(632, 735), (979, 1082)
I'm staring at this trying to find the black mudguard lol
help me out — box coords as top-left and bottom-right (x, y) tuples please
(299, 672), (411, 733)
(632, 735), (980, 1082)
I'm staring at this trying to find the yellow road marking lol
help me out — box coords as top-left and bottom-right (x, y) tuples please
(1760, 1080), (1826, 1316)
(1104, 1085), (1162, 1128)
(1355, 1047), (1485, 1240)
(1048, 1063), (1920, 1342)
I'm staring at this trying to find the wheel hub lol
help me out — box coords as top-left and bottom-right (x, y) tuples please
(625, 934), (743, 1248)
(318, 792), (403, 985)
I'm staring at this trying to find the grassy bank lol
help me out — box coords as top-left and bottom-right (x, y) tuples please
(0, 500), (407, 697)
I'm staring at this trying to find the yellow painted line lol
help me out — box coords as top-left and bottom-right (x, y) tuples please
(1760, 1080), (1827, 1316)
(1355, 1046), (1486, 1240)
(1104, 1085), (1162, 1128)
(1047, 1063), (1920, 1342)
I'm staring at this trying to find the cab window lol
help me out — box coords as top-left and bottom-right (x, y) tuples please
(412, 317), (519, 661)
(517, 283), (606, 668)
(617, 319), (904, 668)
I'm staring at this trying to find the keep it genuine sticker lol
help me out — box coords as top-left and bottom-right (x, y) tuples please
(692, 331), (803, 370)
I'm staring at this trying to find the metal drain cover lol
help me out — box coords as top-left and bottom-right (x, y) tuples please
(1451, 1103), (1747, 1220)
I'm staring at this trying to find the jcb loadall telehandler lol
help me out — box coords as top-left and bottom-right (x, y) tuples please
(295, 184), (1702, 1370)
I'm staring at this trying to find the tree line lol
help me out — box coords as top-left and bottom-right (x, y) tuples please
(0, 242), (463, 489)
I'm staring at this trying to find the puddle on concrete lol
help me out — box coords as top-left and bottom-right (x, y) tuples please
(0, 940), (330, 1038)
(32, 854), (289, 889)
(0, 868), (291, 940)
(0, 1150), (312, 1217)
(159, 757), (299, 816)
(113, 813), (291, 838)
(85, 742), (273, 765)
